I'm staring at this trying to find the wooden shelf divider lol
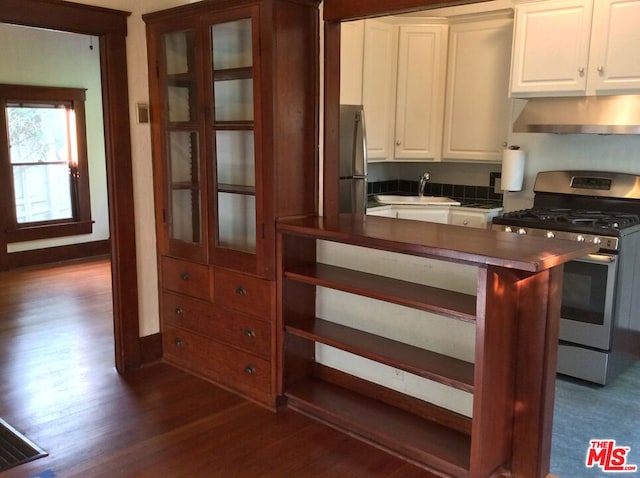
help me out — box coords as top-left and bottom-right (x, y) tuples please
(284, 263), (477, 322)
(285, 378), (471, 478)
(286, 318), (474, 392)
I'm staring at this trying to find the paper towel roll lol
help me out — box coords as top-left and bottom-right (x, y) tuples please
(502, 148), (526, 191)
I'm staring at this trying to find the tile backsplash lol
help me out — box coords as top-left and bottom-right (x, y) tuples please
(369, 172), (503, 205)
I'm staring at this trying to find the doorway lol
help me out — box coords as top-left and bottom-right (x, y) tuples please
(0, 0), (140, 372)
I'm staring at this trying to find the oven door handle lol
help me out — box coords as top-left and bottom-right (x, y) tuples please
(582, 253), (616, 264)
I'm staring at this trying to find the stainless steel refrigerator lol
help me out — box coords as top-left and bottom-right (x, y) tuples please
(339, 104), (368, 214)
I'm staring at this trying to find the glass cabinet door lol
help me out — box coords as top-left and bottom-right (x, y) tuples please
(209, 15), (259, 265)
(161, 28), (206, 259)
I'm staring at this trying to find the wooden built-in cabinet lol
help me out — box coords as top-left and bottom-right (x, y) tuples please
(144, 0), (319, 408)
(277, 214), (597, 477)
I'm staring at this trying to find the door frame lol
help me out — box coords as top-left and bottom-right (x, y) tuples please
(0, 0), (141, 372)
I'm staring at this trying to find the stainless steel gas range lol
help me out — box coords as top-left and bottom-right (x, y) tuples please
(492, 170), (640, 385)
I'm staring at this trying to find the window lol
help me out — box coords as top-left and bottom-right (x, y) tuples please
(0, 84), (92, 242)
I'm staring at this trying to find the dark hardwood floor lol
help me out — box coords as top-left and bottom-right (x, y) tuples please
(0, 258), (430, 477)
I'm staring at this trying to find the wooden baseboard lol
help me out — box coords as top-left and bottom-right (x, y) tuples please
(140, 333), (163, 365)
(4, 240), (111, 270)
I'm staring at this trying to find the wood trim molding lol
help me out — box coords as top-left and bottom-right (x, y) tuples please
(322, 0), (490, 21)
(5, 240), (110, 270)
(0, 0), (129, 34)
(139, 333), (163, 365)
(0, 0), (141, 373)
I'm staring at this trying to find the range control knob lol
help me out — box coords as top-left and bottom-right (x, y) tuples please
(576, 235), (586, 242)
(545, 231), (555, 239)
(517, 228), (527, 235)
(593, 237), (602, 245)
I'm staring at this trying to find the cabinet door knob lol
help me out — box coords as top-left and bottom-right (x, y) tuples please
(174, 337), (184, 348)
(175, 306), (184, 315)
(396, 140), (401, 146)
(180, 272), (190, 281)
(244, 365), (256, 375)
(243, 328), (256, 338)
(578, 67), (585, 76)
(235, 286), (247, 296)
(462, 220), (469, 226)
(597, 65), (604, 73)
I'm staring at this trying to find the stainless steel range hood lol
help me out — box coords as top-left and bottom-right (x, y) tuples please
(513, 95), (640, 134)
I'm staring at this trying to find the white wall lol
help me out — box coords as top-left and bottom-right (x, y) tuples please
(504, 127), (640, 211)
(0, 24), (109, 252)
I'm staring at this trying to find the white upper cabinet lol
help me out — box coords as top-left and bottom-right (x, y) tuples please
(511, 0), (640, 97)
(361, 19), (398, 160)
(340, 21), (365, 105)
(510, 0), (593, 96)
(442, 14), (513, 162)
(589, 0), (640, 94)
(394, 24), (448, 161)
(361, 19), (448, 162)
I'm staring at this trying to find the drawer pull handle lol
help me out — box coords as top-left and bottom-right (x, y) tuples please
(180, 272), (191, 281)
(244, 365), (256, 375)
(235, 286), (247, 296)
(175, 306), (184, 315)
(243, 328), (256, 338)
(174, 337), (184, 348)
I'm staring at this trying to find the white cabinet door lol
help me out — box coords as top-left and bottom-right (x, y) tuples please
(442, 15), (512, 162)
(394, 24), (448, 161)
(395, 207), (450, 224)
(340, 21), (365, 105)
(449, 209), (496, 229)
(510, 0), (593, 97)
(362, 19), (398, 161)
(588, 0), (640, 94)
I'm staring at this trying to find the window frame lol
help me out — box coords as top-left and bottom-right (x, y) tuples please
(0, 84), (93, 242)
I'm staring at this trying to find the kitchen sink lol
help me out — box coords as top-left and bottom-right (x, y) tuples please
(374, 195), (461, 206)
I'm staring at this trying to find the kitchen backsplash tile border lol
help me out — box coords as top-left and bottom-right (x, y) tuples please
(368, 173), (503, 205)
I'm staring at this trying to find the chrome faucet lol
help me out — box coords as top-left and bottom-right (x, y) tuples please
(418, 171), (430, 197)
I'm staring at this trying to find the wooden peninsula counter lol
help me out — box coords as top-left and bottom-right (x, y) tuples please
(277, 214), (598, 478)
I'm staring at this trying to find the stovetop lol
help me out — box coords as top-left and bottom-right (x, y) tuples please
(493, 208), (640, 236)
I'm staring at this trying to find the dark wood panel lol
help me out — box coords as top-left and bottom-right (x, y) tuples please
(4, 240), (110, 270)
(314, 364), (472, 435)
(162, 291), (271, 357)
(285, 263), (477, 321)
(213, 268), (274, 319)
(287, 318), (475, 392)
(0, 0), (129, 34)
(511, 266), (563, 478)
(286, 377), (471, 477)
(469, 266), (519, 477)
(323, 0), (490, 21)
(277, 215), (598, 272)
(161, 256), (213, 301)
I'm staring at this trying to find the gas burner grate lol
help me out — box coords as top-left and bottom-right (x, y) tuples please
(501, 209), (640, 231)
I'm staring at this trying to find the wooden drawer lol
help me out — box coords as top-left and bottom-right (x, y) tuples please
(161, 256), (212, 301)
(162, 291), (271, 357)
(213, 268), (273, 319)
(163, 326), (272, 401)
